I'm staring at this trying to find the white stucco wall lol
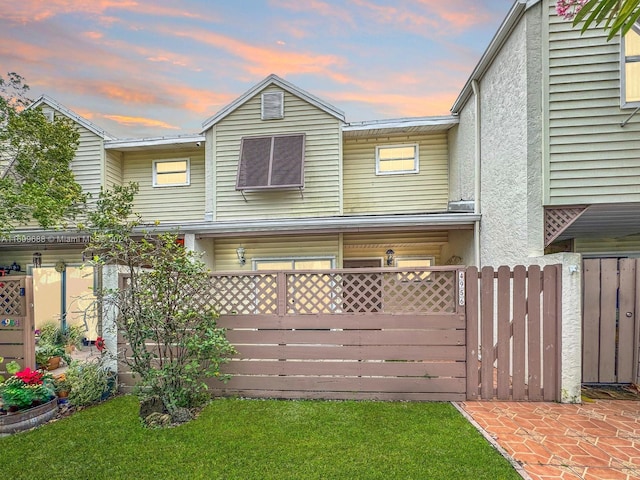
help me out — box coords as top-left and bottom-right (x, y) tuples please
(474, 5), (544, 268)
(448, 103), (476, 202)
(530, 253), (582, 403)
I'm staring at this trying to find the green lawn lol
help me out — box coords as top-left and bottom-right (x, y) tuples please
(0, 396), (519, 480)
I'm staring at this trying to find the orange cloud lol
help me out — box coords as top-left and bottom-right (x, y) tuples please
(329, 90), (455, 118)
(3, 0), (214, 25)
(102, 114), (180, 130)
(166, 27), (345, 78)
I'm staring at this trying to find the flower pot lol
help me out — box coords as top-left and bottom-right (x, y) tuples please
(0, 398), (57, 436)
(46, 356), (61, 371)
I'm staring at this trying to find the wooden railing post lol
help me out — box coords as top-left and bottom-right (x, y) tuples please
(277, 272), (287, 317)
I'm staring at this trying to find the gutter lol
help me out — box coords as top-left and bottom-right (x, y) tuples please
(472, 80), (482, 268)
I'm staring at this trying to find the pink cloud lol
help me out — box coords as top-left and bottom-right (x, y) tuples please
(3, 0), (213, 25)
(166, 27), (346, 78)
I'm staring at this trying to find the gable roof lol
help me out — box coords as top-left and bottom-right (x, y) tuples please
(30, 95), (116, 140)
(451, 0), (541, 114)
(201, 74), (346, 132)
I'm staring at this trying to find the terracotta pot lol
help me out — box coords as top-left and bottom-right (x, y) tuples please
(46, 356), (61, 371)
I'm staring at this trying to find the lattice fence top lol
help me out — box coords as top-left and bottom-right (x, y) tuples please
(206, 269), (458, 316)
(210, 273), (278, 315)
(0, 279), (24, 316)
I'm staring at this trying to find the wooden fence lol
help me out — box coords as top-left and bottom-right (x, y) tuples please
(0, 276), (35, 376)
(117, 264), (562, 402)
(466, 265), (562, 401)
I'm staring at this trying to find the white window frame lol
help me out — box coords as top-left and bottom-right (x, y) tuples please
(43, 110), (54, 123)
(375, 144), (419, 175)
(252, 256), (336, 271)
(152, 158), (190, 187)
(621, 23), (640, 108)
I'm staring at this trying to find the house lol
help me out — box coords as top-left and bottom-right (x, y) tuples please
(0, 75), (480, 341)
(8, 0), (640, 398)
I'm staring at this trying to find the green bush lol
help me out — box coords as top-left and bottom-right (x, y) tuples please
(65, 358), (116, 407)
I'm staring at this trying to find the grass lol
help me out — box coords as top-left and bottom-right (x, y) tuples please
(0, 396), (520, 480)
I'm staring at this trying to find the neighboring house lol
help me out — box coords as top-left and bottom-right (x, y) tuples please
(449, 0), (640, 266)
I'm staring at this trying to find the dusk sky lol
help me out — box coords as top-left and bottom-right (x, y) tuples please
(1, 0), (514, 139)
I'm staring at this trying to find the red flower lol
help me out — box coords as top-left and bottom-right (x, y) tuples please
(95, 337), (106, 352)
(15, 367), (43, 385)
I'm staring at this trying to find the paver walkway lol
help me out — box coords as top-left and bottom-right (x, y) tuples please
(458, 400), (640, 480)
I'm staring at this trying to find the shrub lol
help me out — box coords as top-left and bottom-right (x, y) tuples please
(65, 358), (116, 407)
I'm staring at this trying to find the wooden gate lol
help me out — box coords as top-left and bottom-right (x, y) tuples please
(0, 276), (35, 375)
(466, 265), (562, 401)
(582, 258), (639, 384)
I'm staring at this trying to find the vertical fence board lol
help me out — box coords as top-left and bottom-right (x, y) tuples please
(582, 260), (601, 383)
(465, 267), (479, 400)
(480, 266), (495, 400)
(527, 265), (542, 401)
(496, 266), (511, 400)
(23, 277), (35, 370)
(618, 259), (636, 383)
(512, 266), (527, 400)
(543, 266), (558, 401)
(599, 259), (618, 383)
(635, 261), (640, 384)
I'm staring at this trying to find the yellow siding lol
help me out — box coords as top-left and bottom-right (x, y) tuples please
(71, 125), (104, 199)
(212, 235), (340, 271)
(122, 148), (205, 223)
(546, 1), (640, 204)
(343, 132), (449, 214)
(0, 248), (85, 272)
(213, 86), (342, 221)
(575, 235), (640, 255)
(105, 150), (123, 189)
(343, 231), (448, 265)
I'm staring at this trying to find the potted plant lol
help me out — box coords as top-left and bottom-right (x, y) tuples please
(35, 344), (70, 371)
(53, 373), (71, 403)
(62, 325), (84, 353)
(0, 368), (55, 412)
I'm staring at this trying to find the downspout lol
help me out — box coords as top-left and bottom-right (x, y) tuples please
(472, 79), (481, 268)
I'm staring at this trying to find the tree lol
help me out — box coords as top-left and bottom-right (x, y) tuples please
(87, 184), (236, 425)
(557, 0), (640, 39)
(0, 72), (84, 236)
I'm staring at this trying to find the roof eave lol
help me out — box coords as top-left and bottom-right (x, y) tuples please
(29, 95), (116, 140)
(201, 74), (346, 132)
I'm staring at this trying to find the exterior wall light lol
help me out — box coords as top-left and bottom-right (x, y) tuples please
(236, 246), (246, 266)
(32, 252), (42, 269)
(386, 249), (395, 266)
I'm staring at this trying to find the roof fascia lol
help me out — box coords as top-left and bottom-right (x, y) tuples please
(29, 95), (116, 140)
(201, 74), (345, 132)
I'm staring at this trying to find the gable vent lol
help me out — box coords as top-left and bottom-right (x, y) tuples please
(261, 91), (284, 120)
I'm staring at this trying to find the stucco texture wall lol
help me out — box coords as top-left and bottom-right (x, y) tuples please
(479, 6), (544, 267)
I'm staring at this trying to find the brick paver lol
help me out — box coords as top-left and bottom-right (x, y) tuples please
(459, 400), (640, 480)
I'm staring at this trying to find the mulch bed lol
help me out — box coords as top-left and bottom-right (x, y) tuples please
(581, 383), (640, 400)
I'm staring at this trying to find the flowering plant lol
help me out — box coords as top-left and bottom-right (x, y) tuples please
(0, 367), (55, 411)
(556, 0), (588, 20)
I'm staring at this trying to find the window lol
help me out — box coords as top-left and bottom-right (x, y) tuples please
(254, 257), (334, 270)
(261, 91), (284, 120)
(236, 134), (305, 190)
(43, 110), (54, 123)
(622, 24), (640, 106)
(395, 257), (434, 281)
(375, 144), (419, 175)
(153, 159), (190, 187)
